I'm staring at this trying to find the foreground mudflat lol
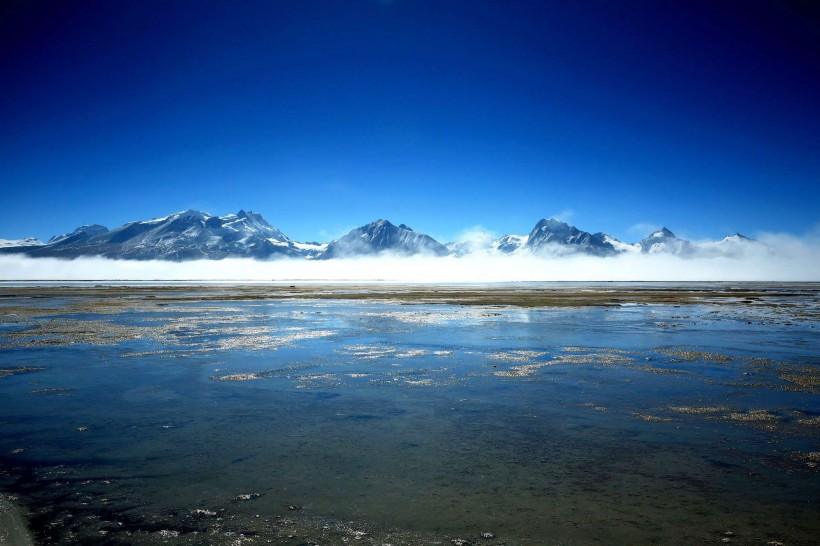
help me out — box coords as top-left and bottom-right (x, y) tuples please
(2, 282), (819, 308)
(0, 283), (818, 545)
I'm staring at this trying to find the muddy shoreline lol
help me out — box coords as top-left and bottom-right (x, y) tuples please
(1, 282), (818, 309)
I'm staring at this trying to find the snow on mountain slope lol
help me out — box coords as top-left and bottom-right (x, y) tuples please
(6, 210), (311, 260)
(525, 218), (616, 256)
(320, 219), (450, 259)
(696, 233), (764, 258)
(446, 233), (527, 256)
(0, 211), (767, 261)
(0, 237), (44, 248)
(48, 225), (109, 245)
(493, 234), (528, 254)
(593, 233), (640, 253)
(639, 228), (698, 256)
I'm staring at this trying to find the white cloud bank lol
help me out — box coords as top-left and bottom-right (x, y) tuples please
(1, 238), (818, 282)
(1, 229), (818, 282)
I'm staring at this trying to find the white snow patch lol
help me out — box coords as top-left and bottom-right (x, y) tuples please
(0, 237), (44, 248)
(292, 241), (328, 251)
(602, 235), (640, 253)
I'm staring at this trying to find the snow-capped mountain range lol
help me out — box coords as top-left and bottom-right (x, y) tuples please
(0, 209), (764, 261)
(0, 210), (325, 260)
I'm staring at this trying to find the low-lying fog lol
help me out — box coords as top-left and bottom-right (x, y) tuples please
(1, 231), (818, 282)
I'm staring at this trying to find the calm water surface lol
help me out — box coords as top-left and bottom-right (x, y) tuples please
(0, 285), (818, 545)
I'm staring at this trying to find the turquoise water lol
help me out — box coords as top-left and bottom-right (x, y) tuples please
(0, 288), (818, 544)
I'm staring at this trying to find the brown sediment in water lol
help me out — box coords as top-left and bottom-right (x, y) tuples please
(794, 451), (820, 469)
(778, 365), (820, 393)
(667, 406), (733, 414)
(4, 284), (812, 352)
(629, 412), (677, 422)
(212, 373), (261, 381)
(657, 349), (732, 365)
(723, 409), (780, 423)
(5, 284), (814, 397)
(0, 366), (46, 379)
(0, 283), (818, 310)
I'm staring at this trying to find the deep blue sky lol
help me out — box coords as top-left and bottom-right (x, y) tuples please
(2, 0), (818, 243)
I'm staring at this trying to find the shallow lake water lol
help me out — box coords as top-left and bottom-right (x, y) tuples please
(0, 284), (818, 545)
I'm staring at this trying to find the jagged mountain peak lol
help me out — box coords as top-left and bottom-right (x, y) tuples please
(494, 234), (528, 254)
(321, 219), (449, 259)
(640, 227), (696, 255)
(170, 209), (209, 219)
(366, 220), (414, 233)
(48, 224), (109, 244)
(362, 219), (394, 230)
(224, 209), (279, 235)
(526, 218), (615, 256)
(235, 209), (267, 223)
(648, 227), (676, 239)
(1, 211), (773, 261)
(533, 218), (570, 231)
(0, 237), (45, 248)
(12, 209), (315, 261)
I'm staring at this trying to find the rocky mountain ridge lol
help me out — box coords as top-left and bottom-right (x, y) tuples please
(320, 219), (450, 259)
(1, 210), (761, 260)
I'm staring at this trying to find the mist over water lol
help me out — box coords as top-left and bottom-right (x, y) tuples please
(1, 238), (818, 282)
